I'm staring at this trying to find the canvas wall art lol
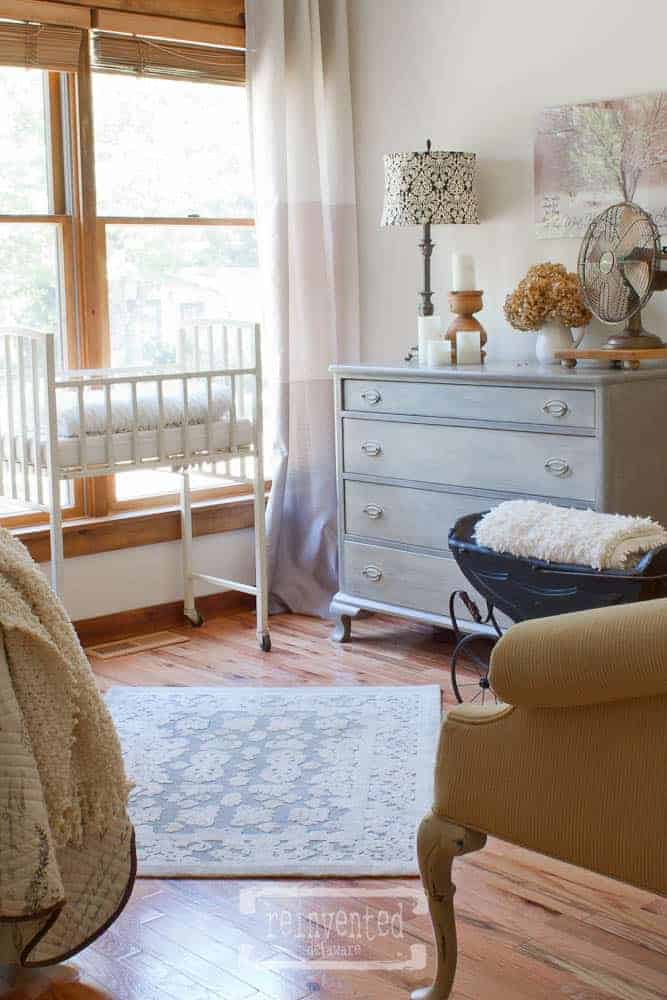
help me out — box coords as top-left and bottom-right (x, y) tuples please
(535, 91), (667, 239)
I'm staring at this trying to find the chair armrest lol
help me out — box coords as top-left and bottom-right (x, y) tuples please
(489, 598), (667, 708)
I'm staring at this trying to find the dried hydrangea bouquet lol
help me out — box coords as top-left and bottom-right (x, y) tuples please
(504, 262), (592, 364)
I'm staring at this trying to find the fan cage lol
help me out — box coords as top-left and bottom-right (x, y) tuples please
(578, 201), (660, 326)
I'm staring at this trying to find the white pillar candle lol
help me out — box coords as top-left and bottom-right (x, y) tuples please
(451, 253), (476, 291)
(456, 330), (481, 364)
(425, 339), (451, 367)
(417, 315), (442, 365)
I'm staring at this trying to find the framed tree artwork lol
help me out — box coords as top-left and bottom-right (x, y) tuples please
(535, 91), (667, 238)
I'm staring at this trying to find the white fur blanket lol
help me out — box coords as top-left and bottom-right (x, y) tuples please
(0, 528), (135, 967)
(475, 500), (667, 570)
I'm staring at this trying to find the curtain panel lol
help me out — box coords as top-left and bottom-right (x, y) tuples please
(246, 0), (360, 617)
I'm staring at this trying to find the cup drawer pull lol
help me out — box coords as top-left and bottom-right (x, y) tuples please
(362, 564), (383, 582)
(542, 399), (569, 417)
(361, 440), (382, 457)
(544, 456), (571, 477)
(361, 388), (382, 405)
(363, 503), (384, 519)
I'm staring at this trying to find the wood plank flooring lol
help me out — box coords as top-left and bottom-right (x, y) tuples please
(5, 610), (665, 1000)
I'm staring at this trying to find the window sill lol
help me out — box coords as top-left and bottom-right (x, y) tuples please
(15, 493), (263, 564)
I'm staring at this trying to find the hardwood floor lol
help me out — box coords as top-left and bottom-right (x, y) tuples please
(9, 610), (666, 1000)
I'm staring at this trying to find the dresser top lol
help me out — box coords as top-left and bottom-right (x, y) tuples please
(330, 360), (667, 386)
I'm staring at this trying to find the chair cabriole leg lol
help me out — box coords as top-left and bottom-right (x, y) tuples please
(411, 812), (486, 1000)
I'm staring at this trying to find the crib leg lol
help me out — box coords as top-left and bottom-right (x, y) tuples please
(49, 479), (64, 598)
(180, 471), (202, 627)
(253, 471), (269, 651)
(252, 323), (270, 652)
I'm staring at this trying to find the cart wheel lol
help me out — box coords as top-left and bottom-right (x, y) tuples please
(259, 633), (271, 652)
(451, 632), (499, 704)
(185, 610), (204, 628)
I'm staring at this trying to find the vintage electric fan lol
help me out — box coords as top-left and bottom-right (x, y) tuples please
(578, 202), (667, 350)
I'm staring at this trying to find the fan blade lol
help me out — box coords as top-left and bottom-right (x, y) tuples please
(616, 204), (639, 245)
(599, 268), (633, 323)
(586, 238), (612, 266)
(621, 247), (653, 263)
(616, 218), (652, 257)
(619, 259), (651, 299)
(598, 276), (612, 320)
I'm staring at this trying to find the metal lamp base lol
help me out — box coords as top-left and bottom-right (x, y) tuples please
(603, 331), (664, 351)
(603, 309), (664, 351)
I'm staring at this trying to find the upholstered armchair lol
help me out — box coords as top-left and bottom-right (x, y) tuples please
(413, 598), (667, 1000)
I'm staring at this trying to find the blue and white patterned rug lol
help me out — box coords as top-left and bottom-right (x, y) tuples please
(106, 685), (441, 877)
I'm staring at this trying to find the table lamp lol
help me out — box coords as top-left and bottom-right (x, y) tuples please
(381, 140), (479, 362)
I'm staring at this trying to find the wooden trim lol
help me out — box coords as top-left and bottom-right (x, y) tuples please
(64, 1), (244, 29)
(0, 214), (70, 223)
(92, 218), (110, 363)
(59, 220), (82, 371)
(75, 588), (253, 645)
(98, 216), (254, 227)
(16, 491), (259, 562)
(75, 36), (107, 369)
(65, 69), (85, 365)
(0, 1), (92, 29)
(109, 480), (270, 512)
(74, 37), (114, 516)
(1, 500), (77, 528)
(93, 9), (244, 48)
(46, 75), (67, 213)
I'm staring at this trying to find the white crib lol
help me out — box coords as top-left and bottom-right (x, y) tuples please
(0, 322), (270, 651)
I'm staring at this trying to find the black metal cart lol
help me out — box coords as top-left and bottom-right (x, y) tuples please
(447, 511), (667, 703)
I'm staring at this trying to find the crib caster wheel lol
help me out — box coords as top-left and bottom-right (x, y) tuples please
(185, 610), (204, 628)
(259, 633), (271, 652)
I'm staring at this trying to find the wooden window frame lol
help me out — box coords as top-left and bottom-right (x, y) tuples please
(1, 30), (258, 542)
(0, 69), (85, 527)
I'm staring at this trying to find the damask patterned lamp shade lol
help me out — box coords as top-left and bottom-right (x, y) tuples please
(381, 149), (479, 227)
(381, 141), (479, 326)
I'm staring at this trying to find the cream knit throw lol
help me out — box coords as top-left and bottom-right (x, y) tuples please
(475, 500), (667, 570)
(0, 528), (135, 966)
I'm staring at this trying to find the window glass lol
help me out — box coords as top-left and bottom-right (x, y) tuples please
(93, 74), (254, 218)
(105, 224), (259, 367)
(0, 67), (50, 214)
(0, 224), (63, 346)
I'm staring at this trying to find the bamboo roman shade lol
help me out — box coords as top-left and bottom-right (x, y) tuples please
(0, 19), (83, 70)
(92, 31), (244, 85)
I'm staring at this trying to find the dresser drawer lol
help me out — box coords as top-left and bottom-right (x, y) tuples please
(342, 540), (510, 626)
(343, 418), (597, 501)
(344, 481), (495, 551)
(343, 379), (595, 429)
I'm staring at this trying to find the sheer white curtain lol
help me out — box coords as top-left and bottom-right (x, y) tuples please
(246, 0), (360, 616)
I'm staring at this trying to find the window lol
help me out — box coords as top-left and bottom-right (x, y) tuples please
(0, 66), (77, 518)
(92, 70), (258, 507)
(0, 14), (254, 525)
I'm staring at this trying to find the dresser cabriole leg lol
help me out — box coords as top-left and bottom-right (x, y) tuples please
(329, 599), (367, 643)
(331, 613), (352, 642)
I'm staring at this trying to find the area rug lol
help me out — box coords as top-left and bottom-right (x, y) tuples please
(106, 685), (441, 877)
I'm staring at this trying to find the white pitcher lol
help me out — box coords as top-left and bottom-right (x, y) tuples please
(535, 319), (586, 365)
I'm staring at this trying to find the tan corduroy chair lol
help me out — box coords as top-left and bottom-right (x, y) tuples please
(412, 599), (667, 1000)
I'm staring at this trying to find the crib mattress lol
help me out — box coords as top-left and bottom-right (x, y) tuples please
(5, 418), (254, 474)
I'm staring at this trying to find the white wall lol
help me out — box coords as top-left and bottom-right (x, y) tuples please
(46, 529), (254, 621)
(348, 0), (667, 362)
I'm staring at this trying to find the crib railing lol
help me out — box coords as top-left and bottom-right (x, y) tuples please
(179, 319), (257, 423)
(53, 366), (256, 478)
(0, 327), (58, 512)
(0, 321), (262, 487)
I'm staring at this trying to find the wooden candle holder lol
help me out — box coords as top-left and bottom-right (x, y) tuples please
(446, 290), (487, 363)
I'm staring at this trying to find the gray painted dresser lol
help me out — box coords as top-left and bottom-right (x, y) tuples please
(329, 361), (667, 641)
